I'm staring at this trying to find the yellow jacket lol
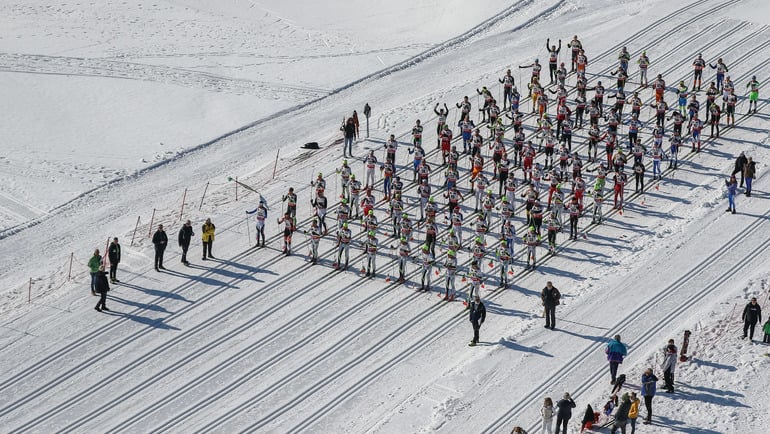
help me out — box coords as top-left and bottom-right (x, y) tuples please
(628, 398), (640, 419)
(202, 222), (216, 242)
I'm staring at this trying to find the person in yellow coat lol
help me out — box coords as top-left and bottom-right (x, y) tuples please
(627, 391), (640, 434)
(201, 218), (216, 260)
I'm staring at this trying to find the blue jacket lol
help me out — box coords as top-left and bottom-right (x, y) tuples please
(641, 373), (658, 396)
(606, 339), (627, 363)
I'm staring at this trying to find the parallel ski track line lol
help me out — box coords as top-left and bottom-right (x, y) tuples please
(516, 202), (770, 433)
(6, 24), (752, 434)
(0, 1), (753, 429)
(0, 0), (545, 241)
(191, 31), (769, 434)
(487, 52), (770, 434)
(90, 10), (768, 434)
(152, 30), (762, 434)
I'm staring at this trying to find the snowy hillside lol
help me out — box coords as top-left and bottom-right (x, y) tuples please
(1, 0), (769, 433)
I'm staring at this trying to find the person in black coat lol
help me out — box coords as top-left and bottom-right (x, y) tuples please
(341, 117), (357, 158)
(152, 224), (168, 271)
(555, 392), (576, 434)
(541, 281), (561, 330)
(108, 237), (121, 283)
(742, 297), (762, 340)
(178, 220), (194, 266)
(732, 151), (748, 187)
(468, 295), (486, 346)
(94, 268), (110, 312)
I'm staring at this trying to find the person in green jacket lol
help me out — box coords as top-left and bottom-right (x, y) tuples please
(763, 318), (770, 344)
(87, 249), (102, 296)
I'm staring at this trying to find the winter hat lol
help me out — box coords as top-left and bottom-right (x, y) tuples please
(621, 393), (629, 402)
(564, 392), (571, 399)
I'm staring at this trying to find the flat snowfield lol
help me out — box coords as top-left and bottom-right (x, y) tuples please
(1, 0), (769, 432)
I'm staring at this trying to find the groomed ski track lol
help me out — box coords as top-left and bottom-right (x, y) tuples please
(1, 0), (769, 432)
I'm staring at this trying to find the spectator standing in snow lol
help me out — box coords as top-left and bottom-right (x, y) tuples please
(611, 393), (631, 434)
(178, 220), (193, 266)
(341, 117), (356, 158)
(541, 281), (561, 330)
(152, 224), (168, 271)
(726, 175), (738, 214)
(107, 237), (121, 284)
(202, 218), (216, 260)
(606, 334), (627, 384)
(93, 266), (110, 312)
(742, 297), (762, 341)
(555, 392), (576, 434)
(468, 295), (486, 346)
(660, 344), (677, 393)
(541, 397), (555, 434)
(628, 392), (640, 434)
(352, 110), (360, 139)
(762, 318), (770, 343)
(732, 151), (747, 187)
(743, 156), (756, 197)
(87, 248), (102, 296)
(640, 368), (658, 424)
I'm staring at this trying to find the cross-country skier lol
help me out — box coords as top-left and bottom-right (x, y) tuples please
(546, 211), (561, 254)
(546, 38), (562, 84)
(419, 243), (434, 291)
(637, 51), (650, 87)
(591, 187), (605, 224)
(282, 187), (297, 219)
(689, 114), (704, 152)
(311, 190), (329, 235)
(477, 87), (494, 121)
(397, 236), (411, 283)
(633, 159), (645, 193)
(523, 226), (541, 269)
(499, 69), (516, 110)
(456, 96), (472, 120)
(349, 174), (362, 218)
(337, 159), (352, 202)
(277, 211), (295, 256)
(443, 249), (458, 299)
(692, 53), (706, 90)
(519, 59), (543, 94)
(434, 102), (450, 149)
(335, 222), (353, 270)
(746, 76), (760, 113)
(567, 35), (582, 72)
(458, 115), (476, 153)
(385, 134), (398, 165)
(495, 240), (512, 288)
(709, 57), (729, 91)
(363, 230), (378, 277)
(246, 200), (268, 247)
(363, 150), (378, 188)
(380, 159), (395, 201)
(304, 219), (322, 264)
(311, 172), (326, 202)
(709, 102), (721, 138)
(466, 261), (482, 306)
(412, 119), (423, 146)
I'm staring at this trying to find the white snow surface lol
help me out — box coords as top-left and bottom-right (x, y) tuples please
(1, 0), (770, 432)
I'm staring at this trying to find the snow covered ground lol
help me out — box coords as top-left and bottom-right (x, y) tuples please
(1, 0), (769, 432)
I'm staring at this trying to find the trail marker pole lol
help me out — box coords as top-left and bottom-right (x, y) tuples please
(199, 182), (209, 210)
(179, 188), (188, 220)
(147, 208), (156, 237)
(130, 216), (141, 247)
